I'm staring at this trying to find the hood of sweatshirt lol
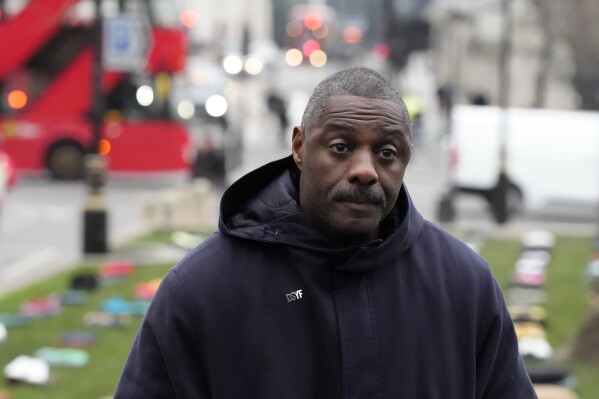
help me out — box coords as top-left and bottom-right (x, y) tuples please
(218, 156), (424, 274)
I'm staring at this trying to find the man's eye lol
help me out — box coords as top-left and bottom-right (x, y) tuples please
(379, 148), (397, 159)
(330, 143), (349, 153)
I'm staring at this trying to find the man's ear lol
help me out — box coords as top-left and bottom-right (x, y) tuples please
(291, 126), (304, 170)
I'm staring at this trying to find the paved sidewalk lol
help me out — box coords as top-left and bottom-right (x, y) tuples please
(83, 244), (192, 268)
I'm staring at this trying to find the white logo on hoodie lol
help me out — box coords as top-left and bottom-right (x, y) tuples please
(286, 289), (303, 302)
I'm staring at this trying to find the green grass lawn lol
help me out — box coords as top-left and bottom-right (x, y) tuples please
(480, 235), (599, 398)
(1, 233), (598, 398)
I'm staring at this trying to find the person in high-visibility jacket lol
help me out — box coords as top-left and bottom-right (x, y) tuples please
(403, 94), (423, 142)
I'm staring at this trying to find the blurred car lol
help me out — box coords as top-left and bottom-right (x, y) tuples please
(171, 57), (243, 183)
(0, 148), (18, 208)
(219, 39), (279, 77)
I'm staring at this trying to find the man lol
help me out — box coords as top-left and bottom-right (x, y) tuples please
(115, 67), (537, 398)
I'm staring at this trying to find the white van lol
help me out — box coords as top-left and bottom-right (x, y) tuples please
(443, 104), (599, 222)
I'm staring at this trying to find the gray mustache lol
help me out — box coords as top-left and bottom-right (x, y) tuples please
(333, 190), (384, 204)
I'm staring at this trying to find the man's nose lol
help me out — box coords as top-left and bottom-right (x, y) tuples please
(348, 150), (378, 185)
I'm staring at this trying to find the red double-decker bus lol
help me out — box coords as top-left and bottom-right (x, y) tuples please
(0, 0), (193, 179)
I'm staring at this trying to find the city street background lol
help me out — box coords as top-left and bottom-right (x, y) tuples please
(3, 0), (599, 297)
(3, 1), (599, 397)
(1, 54), (598, 297)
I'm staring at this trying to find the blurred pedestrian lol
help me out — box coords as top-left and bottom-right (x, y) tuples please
(436, 83), (454, 138)
(266, 90), (289, 146)
(403, 93), (424, 143)
(436, 83), (454, 117)
(115, 67), (537, 398)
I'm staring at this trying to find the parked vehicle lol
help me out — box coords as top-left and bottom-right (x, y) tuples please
(0, 0), (193, 180)
(441, 104), (599, 223)
(171, 57), (243, 183)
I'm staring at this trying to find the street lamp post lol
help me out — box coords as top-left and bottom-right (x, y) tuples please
(83, 0), (108, 253)
(492, 0), (514, 224)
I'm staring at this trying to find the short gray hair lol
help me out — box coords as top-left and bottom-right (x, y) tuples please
(300, 67), (411, 135)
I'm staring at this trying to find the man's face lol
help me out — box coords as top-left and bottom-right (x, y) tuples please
(292, 94), (412, 246)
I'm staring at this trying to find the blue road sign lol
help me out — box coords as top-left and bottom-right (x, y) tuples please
(103, 14), (151, 72)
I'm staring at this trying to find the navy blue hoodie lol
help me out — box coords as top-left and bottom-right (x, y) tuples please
(115, 156), (537, 398)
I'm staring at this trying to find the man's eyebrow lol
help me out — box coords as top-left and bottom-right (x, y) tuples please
(322, 121), (410, 138)
(378, 125), (409, 137)
(322, 121), (356, 131)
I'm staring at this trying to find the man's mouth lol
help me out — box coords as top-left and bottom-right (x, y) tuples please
(340, 199), (378, 205)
